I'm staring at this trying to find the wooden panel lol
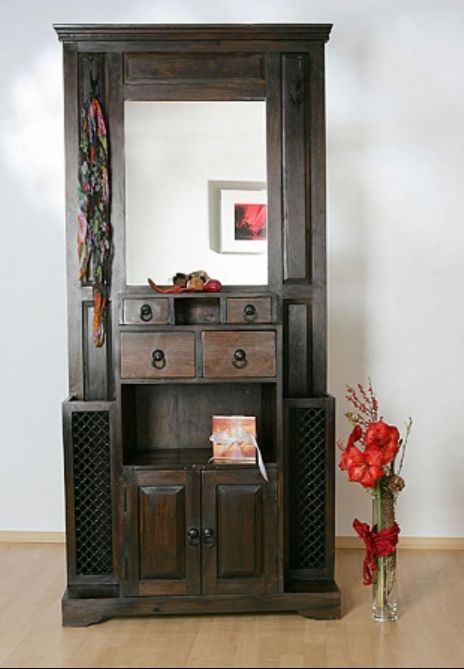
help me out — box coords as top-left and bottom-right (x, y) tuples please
(308, 44), (328, 395)
(124, 81), (266, 101)
(285, 301), (311, 397)
(63, 45), (83, 399)
(83, 301), (110, 400)
(201, 469), (277, 595)
(123, 298), (170, 325)
(120, 332), (195, 378)
(282, 54), (310, 283)
(124, 52), (264, 83)
(138, 485), (185, 579)
(266, 52), (284, 290)
(217, 484), (263, 577)
(226, 298), (272, 324)
(202, 331), (276, 378)
(126, 469), (200, 596)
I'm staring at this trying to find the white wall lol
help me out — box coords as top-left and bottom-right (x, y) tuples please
(0, 0), (463, 537)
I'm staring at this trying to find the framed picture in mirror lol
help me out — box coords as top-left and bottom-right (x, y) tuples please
(219, 184), (267, 254)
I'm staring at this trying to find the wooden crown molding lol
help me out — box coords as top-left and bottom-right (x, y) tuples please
(53, 23), (333, 43)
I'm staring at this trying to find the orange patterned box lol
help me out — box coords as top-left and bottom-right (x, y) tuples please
(210, 415), (257, 462)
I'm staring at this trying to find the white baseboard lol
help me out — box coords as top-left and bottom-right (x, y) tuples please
(336, 536), (464, 550)
(0, 531), (66, 543)
(0, 531), (462, 550)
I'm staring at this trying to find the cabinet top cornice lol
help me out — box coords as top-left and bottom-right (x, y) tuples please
(53, 23), (332, 43)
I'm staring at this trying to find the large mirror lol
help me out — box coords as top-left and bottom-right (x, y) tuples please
(125, 101), (267, 286)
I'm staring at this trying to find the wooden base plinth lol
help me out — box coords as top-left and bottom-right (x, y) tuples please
(62, 582), (341, 626)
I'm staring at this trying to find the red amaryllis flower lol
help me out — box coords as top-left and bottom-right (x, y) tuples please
(339, 444), (360, 472)
(345, 445), (384, 488)
(347, 424), (362, 448)
(339, 425), (363, 471)
(339, 423), (387, 488)
(364, 420), (399, 465)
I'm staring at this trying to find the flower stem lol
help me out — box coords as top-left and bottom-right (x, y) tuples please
(375, 480), (385, 612)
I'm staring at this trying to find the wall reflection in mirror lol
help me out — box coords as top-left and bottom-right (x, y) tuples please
(125, 101), (267, 286)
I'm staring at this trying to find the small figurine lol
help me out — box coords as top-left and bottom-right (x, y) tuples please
(190, 270), (210, 283)
(187, 275), (205, 291)
(172, 272), (188, 287)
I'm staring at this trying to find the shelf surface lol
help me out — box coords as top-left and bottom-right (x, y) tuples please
(124, 447), (276, 469)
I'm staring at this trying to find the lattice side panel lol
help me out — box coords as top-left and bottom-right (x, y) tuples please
(288, 407), (326, 571)
(71, 411), (113, 575)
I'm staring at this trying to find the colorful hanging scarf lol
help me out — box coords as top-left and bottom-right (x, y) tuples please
(78, 96), (111, 347)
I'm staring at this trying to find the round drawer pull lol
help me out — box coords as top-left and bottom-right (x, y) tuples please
(151, 349), (166, 369)
(187, 527), (200, 546)
(232, 348), (248, 369)
(140, 304), (153, 322)
(202, 527), (216, 547)
(243, 304), (257, 321)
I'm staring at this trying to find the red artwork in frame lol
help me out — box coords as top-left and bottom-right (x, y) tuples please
(220, 186), (267, 253)
(234, 203), (267, 241)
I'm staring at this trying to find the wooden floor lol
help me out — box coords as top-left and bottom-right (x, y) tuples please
(0, 544), (463, 668)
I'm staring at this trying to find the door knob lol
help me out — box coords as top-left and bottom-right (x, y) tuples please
(202, 527), (216, 547)
(243, 304), (257, 321)
(140, 304), (153, 321)
(187, 527), (200, 546)
(151, 349), (166, 369)
(232, 348), (247, 369)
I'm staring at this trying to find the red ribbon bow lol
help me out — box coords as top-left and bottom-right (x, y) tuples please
(353, 519), (400, 585)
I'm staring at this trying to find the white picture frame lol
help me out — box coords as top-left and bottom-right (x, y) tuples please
(219, 186), (267, 254)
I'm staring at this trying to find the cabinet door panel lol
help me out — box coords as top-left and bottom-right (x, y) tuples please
(138, 484), (186, 580)
(201, 469), (277, 595)
(216, 483), (263, 577)
(125, 470), (200, 596)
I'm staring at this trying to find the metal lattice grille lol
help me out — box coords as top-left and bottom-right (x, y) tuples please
(72, 411), (113, 575)
(289, 407), (326, 571)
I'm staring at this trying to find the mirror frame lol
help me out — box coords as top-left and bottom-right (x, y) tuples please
(56, 23), (331, 393)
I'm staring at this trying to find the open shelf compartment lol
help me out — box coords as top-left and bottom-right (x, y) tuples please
(121, 382), (277, 466)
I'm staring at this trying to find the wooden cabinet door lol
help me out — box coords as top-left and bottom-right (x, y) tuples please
(125, 469), (201, 596)
(201, 469), (278, 595)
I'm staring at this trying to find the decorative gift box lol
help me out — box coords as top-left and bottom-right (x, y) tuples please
(210, 415), (257, 462)
(209, 416), (268, 481)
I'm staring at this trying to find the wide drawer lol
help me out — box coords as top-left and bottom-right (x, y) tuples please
(202, 331), (276, 378)
(122, 298), (170, 325)
(226, 298), (272, 324)
(121, 332), (195, 378)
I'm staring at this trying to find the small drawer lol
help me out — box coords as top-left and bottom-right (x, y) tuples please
(121, 332), (195, 378)
(122, 298), (170, 325)
(226, 298), (272, 324)
(202, 331), (276, 378)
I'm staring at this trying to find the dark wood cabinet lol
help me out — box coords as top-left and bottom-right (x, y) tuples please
(56, 23), (341, 626)
(124, 468), (277, 598)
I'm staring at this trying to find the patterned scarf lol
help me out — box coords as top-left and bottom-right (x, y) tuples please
(77, 97), (111, 347)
